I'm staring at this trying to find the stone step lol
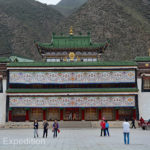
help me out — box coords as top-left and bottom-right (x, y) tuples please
(4, 121), (92, 128)
(2, 121), (139, 129)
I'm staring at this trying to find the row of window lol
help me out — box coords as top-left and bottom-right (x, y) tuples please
(46, 58), (97, 62)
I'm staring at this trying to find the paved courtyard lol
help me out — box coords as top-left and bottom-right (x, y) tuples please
(0, 128), (150, 150)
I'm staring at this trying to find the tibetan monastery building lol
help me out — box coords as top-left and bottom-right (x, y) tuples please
(4, 30), (141, 122)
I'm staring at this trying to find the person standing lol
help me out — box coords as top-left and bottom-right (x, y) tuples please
(43, 120), (49, 138)
(53, 120), (59, 138)
(73, 112), (76, 121)
(123, 118), (130, 144)
(69, 113), (72, 120)
(131, 118), (136, 129)
(105, 120), (110, 136)
(100, 120), (106, 136)
(33, 120), (39, 138)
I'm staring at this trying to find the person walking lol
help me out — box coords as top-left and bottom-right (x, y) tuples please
(105, 120), (110, 136)
(131, 118), (136, 129)
(100, 119), (106, 136)
(33, 120), (39, 138)
(123, 118), (130, 144)
(53, 120), (59, 138)
(43, 120), (49, 138)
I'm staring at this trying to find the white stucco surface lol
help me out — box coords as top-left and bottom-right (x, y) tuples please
(0, 79), (6, 125)
(138, 78), (150, 120)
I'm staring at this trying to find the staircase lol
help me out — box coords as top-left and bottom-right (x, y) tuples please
(3, 121), (139, 129)
(4, 121), (92, 129)
(59, 121), (92, 128)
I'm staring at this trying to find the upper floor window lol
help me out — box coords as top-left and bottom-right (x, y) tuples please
(143, 77), (150, 90)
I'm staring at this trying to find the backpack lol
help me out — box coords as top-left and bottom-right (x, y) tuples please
(105, 123), (109, 128)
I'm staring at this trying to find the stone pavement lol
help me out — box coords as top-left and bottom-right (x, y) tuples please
(0, 128), (150, 150)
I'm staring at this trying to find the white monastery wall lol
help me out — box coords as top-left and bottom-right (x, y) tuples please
(0, 79), (6, 125)
(138, 78), (150, 120)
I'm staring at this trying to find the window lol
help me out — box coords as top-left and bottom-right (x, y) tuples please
(143, 77), (150, 90)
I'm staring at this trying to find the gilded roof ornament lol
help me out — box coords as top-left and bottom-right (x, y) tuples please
(69, 26), (73, 35)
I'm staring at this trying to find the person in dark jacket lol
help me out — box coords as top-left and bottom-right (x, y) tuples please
(43, 120), (49, 138)
(131, 118), (136, 129)
(34, 120), (39, 138)
(53, 120), (59, 138)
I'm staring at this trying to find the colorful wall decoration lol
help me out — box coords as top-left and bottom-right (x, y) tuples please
(9, 96), (135, 107)
(9, 71), (135, 84)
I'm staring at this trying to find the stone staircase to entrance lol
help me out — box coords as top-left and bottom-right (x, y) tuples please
(4, 121), (92, 129)
(2, 121), (139, 129)
(59, 121), (92, 128)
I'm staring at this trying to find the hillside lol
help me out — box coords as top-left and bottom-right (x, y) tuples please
(55, 0), (150, 61)
(52, 0), (87, 17)
(0, 0), (64, 59)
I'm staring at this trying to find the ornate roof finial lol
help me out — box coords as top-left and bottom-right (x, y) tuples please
(69, 26), (73, 35)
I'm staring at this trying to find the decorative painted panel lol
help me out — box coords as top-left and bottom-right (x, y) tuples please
(9, 71), (135, 84)
(9, 96), (135, 107)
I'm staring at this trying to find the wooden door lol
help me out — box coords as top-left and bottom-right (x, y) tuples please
(119, 108), (133, 120)
(85, 108), (98, 121)
(47, 108), (60, 121)
(12, 108), (26, 122)
(102, 108), (115, 121)
(30, 108), (43, 121)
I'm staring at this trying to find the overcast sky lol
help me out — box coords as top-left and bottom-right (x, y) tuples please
(36, 0), (61, 5)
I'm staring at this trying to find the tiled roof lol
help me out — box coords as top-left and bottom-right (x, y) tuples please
(7, 61), (137, 67)
(7, 88), (138, 93)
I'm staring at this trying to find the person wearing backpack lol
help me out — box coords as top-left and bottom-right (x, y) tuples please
(53, 120), (59, 138)
(105, 120), (110, 136)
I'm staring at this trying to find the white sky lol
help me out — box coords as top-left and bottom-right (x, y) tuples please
(36, 0), (61, 5)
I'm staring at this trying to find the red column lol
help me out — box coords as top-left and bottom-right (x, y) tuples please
(26, 109), (29, 121)
(8, 110), (12, 121)
(43, 110), (46, 120)
(82, 109), (85, 120)
(115, 109), (119, 120)
(60, 109), (63, 120)
(133, 109), (136, 120)
(99, 109), (102, 120)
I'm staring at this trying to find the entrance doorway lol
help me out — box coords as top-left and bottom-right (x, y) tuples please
(29, 108), (43, 121)
(12, 108), (26, 122)
(119, 108), (133, 120)
(64, 108), (81, 121)
(102, 108), (115, 121)
(85, 108), (98, 121)
(47, 108), (60, 121)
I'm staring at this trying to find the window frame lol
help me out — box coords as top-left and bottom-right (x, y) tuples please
(142, 76), (150, 92)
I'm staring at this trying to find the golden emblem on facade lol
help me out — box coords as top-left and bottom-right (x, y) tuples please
(69, 52), (75, 61)
(145, 63), (149, 67)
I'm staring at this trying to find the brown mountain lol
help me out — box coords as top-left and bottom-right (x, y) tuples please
(55, 0), (150, 61)
(52, 0), (88, 17)
(0, 0), (64, 59)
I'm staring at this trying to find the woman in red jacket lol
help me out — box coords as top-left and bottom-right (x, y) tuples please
(100, 120), (106, 136)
